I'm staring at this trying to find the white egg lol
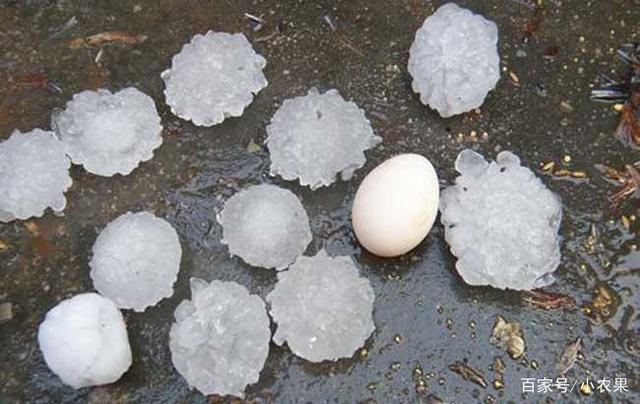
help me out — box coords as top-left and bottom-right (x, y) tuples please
(352, 154), (439, 257)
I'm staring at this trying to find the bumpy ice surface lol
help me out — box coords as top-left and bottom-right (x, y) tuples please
(439, 149), (562, 290)
(0, 129), (72, 222)
(90, 211), (182, 312)
(267, 250), (375, 362)
(52, 87), (163, 176)
(407, 3), (500, 117)
(266, 88), (381, 189)
(162, 31), (267, 126)
(218, 184), (312, 270)
(37, 293), (132, 389)
(169, 279), (271, 397)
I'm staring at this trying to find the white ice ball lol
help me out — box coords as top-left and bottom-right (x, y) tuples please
(352, 154), (440, 257)
(162, 31), (268, 126)
(408, 3), (500, 117)
(52, 87), (163, 177)
(90, 211), (182, 312)
(440, 149), (562, 290)
(0, 129), (72, 222)
(37, 293), (132, 389)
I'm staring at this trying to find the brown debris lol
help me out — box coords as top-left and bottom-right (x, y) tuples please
(522, 289), (575, 310)
(556, 337), (582, 376)
(582, 282), (621, 323)
(69, 31), (148, 48)
(490, 315), (526, 359)
(615, 92), (640, 149)
(596, 163), (640, 206)
(449, 361), (487, 388)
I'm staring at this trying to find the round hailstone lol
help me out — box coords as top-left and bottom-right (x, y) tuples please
(90, 211), (182, 312)
(407, 3), (500, 117)
(162, 31), (268, 127)
(267, 250), (375, 362)
(266, 88), (381, 189)
(218, 184), (312, 270)
(0, 129), (72, 222)
(440, 149), (562, 290)
(38, 293), (132, 389)
(52, 87), (163, 177)
(169, 278), (271, 397)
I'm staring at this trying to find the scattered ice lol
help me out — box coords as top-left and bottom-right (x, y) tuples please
(439, 149), (562, 290)
(408, 3), (500, 117)
(267, 250), (375, 362)
(266, 88), (381, 189)
(90, 211), (182, 312)
(0, 129), (72, 222)
(162, 31), (267, 127)
(52, 87), (163, 177)
(37, 293), (132, 389)
(169, 278), (270, 397)
(218, 184), (312, 270)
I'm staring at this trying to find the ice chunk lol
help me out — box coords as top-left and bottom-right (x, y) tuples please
(408, 3), (500, 117)
(90, 211), (182, 312)
(169, 279), (270, 397)
(162, 31), (267, 126)
(266, 88), (381, 189)
(218, 184), (312, 270)
(37, 293), (132, 389)
(0, 129), (72, 222)
(52, 87), (163, 177)
(440, 149), (562, 290)
(267, 250), (375, 362)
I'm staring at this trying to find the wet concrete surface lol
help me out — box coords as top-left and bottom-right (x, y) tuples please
(1, 0), (639, 402)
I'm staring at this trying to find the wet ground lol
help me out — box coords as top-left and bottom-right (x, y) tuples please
(1, 0), (639, 402)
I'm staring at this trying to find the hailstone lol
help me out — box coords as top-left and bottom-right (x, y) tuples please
(266, 88), (381, 189)
(162, 31), (268, 126)
(439, 149), (562, 290)
(408, 3), (500, 117)
(169, 278), (271, 397)
(52, 87), (163, 176)
(37, 293), (132, 389)
(218, 184), (312, 270)
(267, 250), (375, 362)
(0, 129), (72, 222)
(89, 211), (182, 312)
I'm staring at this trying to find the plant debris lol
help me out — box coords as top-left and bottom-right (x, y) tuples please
(490, 315), (526, 359)
(581, 282), (622, 323)
(449, 361), (487, 388)
(69, 31), (148, 48)
(0, 302), (12, 324)
(522, 289), (575, 310)
(596, 163), (640, 206)
(490, 356), (506, 390)
(556, 337), (582, 376)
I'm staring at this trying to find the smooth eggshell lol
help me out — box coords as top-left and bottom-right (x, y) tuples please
(352, 154), (439, 257)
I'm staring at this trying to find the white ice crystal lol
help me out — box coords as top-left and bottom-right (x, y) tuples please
(90, 211), (182, 312)
(408, 3), (500, 117)
(0, 129), (72, 222)
(38, 293), (132, 389)
(218, 184), (312, 270)
(267, 250), (375, 362)
(169, 279), (270, 397)
(439, 149), (562, 290)
(52, 87), (163, 177)
(266, 88), (381, 189)
(162, 31), (268, 127)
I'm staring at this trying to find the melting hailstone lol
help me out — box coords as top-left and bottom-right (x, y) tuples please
(37, 293), (132, 389)
(52, 87), (163, 177)
(218, 184), (312, 270)
(90, 211), (182, 312)
(267, 250), (375, 362)
(169, 278), (270, 397)
(0, 129), (72, 222)
(408, 3), (500, 117)
(266, 88), (381, 189)
(162, 31), (268, 126)
(439, 149), (562, 291)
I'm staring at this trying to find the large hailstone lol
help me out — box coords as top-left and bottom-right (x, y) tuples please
(162, 31), (268, 126)
(408, 3), (500, 117)
(52, 87), (163, 177)
(218, 184), (312, 270)
(37, 293), (132, 389)
(89, 211), (182, 312)
(267, 250), (375, 362)
(0, 129), (72, 222)
(266, 88), (381, 189)
(439, 149), (562, 290)
(169, 278), (271, 397)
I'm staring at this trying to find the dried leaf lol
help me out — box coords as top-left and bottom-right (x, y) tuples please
(522, 289), (575, 310)
(449, 361), (487, 388)
(69, 31), (148, 48)
(490, 315), (526, 359)
(615, 101), (640, 148)
(556, 337), (582, 375)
